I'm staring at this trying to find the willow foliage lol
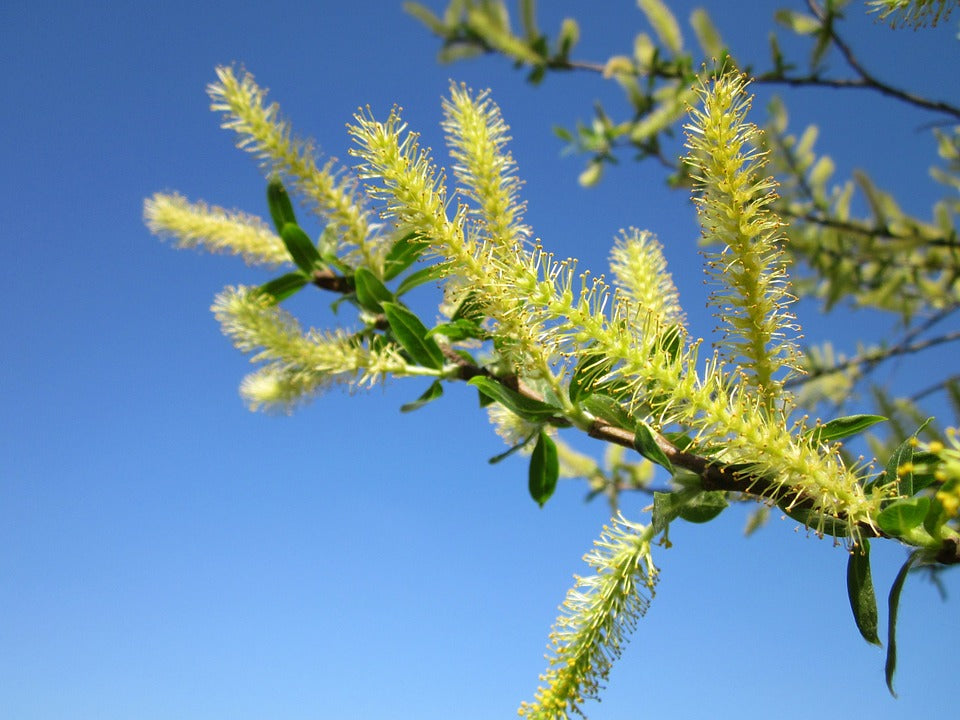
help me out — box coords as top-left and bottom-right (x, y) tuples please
(147, 56), (960, 716)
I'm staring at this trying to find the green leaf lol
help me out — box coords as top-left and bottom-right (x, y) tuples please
(634, 421), (673, 473)
(526, 64), (546, 85)
(578, 160), (603, 187)
(882, 418), (934, 497)
(425, 319), (484, 342)
(774, 9), (821, 34)
(886, 551), (923, 697)
(676, 491), (727, 523)
(744, 506), (770, 537)
(847, 540), (881, 646)
(581, 392), (635, 430)
(690, 8), (724, 58)
(383, 232), (425, 281)
(528, 431), (559, 507)
(467, 376), (560, 423)
(877, 496), (931, 537)
(403, 1), (447, 35)
(638, 0), (683, 54)
(280, 222), (324, 274)
(438, 43), (485, 64)
(652, 491), (684, 535)
(557, 17), (579, 57)
(488, 430), (538, 465)
(450, 290), (484, 322)
(776, 497), (850, 538)
(519, 0), (537, 40)
(395, 263), (444, 296)
(258, 272), (309, 304)
(382, 302), (445, 370)
(354, 267), (394, 313)
(656, 323), (684, 362)
(807, 414), (887, 444)
(568, 352), (612, 405)
(909, 452), (941, 494)
(652, 488), (726, 534)
(266, 177), (297, 234)
(400, 380), (444, 413)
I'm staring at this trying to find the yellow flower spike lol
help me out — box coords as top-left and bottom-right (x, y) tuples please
(519, 515), (658, 719)
(144, 192), (289, 266)
(685, 69), (801, 412)
(211, 286), (437, 410)
(208, 66), (385, 271)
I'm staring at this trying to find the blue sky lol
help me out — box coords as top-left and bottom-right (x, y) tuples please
(2, 1), (959, 718)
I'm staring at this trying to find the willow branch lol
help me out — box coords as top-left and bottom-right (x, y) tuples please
(787, 328), (960, 388)
(441, 11), (960, 120)
(806, 0), (960, 120)
(302, 263), (958, 564)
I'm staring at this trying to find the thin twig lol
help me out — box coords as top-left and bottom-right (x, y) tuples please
(301, 267), (958, 563)
(788, 328), (960, 387)
(806, 0), (960, 119)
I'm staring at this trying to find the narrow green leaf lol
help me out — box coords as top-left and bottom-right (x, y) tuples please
(652, 491), (683, 535)
(808, 414), (887, 444)
(690, 8), (724, 58)
(568, 352), (611, 405)
(438, 43), (485, 64)
(467, 376), (560, 423)
(578, 160), (603, 187)
(882, 418), (934, 497)
(451, 291), (485, 322)
(653, 488), (721, 535)
(557, 17), (579, 57)
(656, 323), (684, 362)
(477, 385), (494, 408)
(395, 263), (444, 296)
(280, 222), (324, 274)
(676, 491), (727, 523)
(634, 422), (673, 473)
(266, 177), (297, 234)
(638, 0), (683, 54)
(383, 232), (425, 281)
(354, 267), (394, 313)
(877, 496), (931, 537)
(909, 452), (941, 494)
(774, 9), (821, 34)
(488, 430), (538, 465)
(847, 540), (881, 646)
(776, 497), (850, 538)
(258, 272), (309, 304)
(744, 506), (770, 537)
(946, 378), (960, 418)
(528, 431), (559, 507)
(444, 0), (465, 26)
(382, 302), (445, 370)
(581, 393), (634, 430)
(519, 0), (537, 40)
(425, 319), (484, 342)
(400, 380), (444, 413)
(886, 551), (923, 697)
(403, 1), (448, 35)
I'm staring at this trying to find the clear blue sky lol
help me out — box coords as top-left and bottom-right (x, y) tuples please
(2, 1), (958, 718)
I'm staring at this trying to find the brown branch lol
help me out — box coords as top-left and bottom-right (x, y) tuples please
(443, 5), (960, 120)
(787, 327), (960, 388)
(312, 267), (352, 293)
(303, 252), (959, 564)
(806, 0), (960, 120)
(778, 208), (960, 249)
